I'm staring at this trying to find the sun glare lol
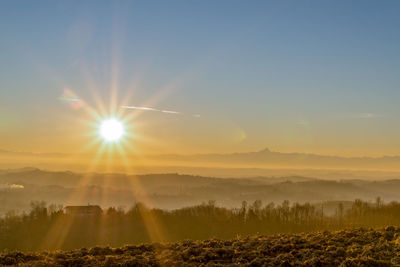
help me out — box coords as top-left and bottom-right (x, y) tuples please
(99, 118), (125, 142)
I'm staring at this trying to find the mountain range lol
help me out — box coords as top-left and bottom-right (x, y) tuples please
(2, 148), (400, 173)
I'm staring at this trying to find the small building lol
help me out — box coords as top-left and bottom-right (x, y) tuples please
(65, 205), (103, 216)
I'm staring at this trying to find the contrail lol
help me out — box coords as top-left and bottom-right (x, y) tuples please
(121, 106), (159, 111)
(121, 105), (200, 117)
(161, 110), (180, 114)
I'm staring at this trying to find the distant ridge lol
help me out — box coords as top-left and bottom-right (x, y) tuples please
(0, 149), (70, 157)
(154, 147), (400, 170)
(2, 147), (400, 171)
(258, 147), (271, 153)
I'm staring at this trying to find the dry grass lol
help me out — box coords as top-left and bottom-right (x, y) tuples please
(1, 227), (400, 266)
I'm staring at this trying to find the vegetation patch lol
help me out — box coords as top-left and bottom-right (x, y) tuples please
(2, 228), (400, 266)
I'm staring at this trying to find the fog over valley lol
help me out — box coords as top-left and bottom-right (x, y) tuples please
(1, 168), (400, 216)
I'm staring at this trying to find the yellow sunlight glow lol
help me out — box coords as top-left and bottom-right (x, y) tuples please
(99, 118), (125, 142)
(42, 45), (171, 248)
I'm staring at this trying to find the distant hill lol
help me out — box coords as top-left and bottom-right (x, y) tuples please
(2, 148), (400, 173)
(155, 147), (400, 170)
(1, 168), (400, 215)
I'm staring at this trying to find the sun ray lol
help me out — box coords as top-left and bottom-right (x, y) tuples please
(41, 51), (181, 248)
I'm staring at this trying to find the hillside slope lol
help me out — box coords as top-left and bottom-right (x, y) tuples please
(1, 228), (399, 266)
(3, 168), (400, 214)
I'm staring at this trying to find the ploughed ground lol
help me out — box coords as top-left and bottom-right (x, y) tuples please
(2, 227), (400, 266)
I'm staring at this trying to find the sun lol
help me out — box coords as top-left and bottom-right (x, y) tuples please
(99, 118), (125, 142)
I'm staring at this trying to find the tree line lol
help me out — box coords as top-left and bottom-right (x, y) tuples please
(0, 197), (398, 251)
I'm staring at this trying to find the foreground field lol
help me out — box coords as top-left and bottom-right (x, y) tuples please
(1, 227), (400, 266)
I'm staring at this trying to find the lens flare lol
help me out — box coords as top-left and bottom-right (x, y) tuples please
(99, 118), (124, 142)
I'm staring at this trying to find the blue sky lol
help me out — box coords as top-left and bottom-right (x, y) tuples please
(1, 0), (400, 155)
